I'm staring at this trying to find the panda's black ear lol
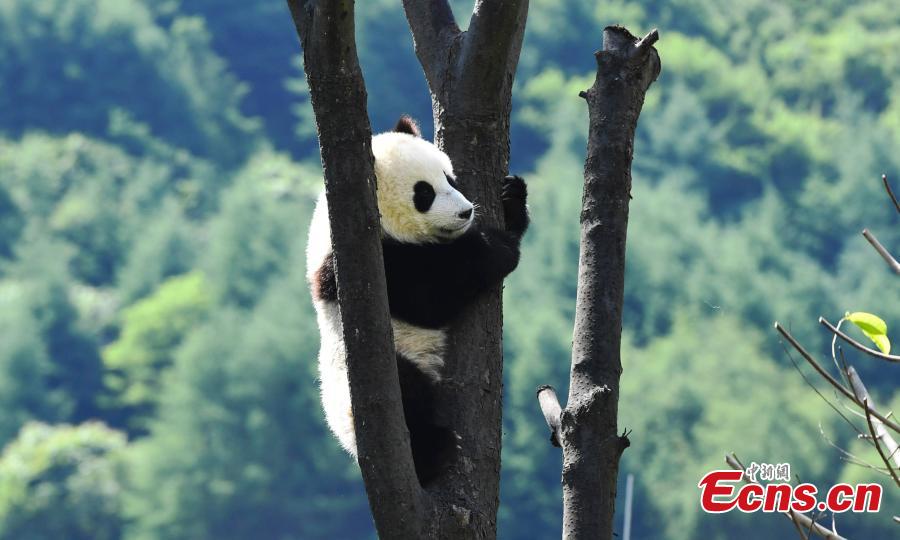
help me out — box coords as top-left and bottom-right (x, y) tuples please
(394, 115), (421, 137)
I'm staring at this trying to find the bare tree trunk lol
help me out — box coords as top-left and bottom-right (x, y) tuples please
(538, 26), (660, 540)
(401, 2), (528, 538)
(286, 1), (424, 537)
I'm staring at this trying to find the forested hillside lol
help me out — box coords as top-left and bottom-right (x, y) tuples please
(0, 1), (898, 538)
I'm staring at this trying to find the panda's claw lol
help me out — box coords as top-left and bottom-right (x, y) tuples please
(501, 175), (529, 236)
(502, 175), (527, 200)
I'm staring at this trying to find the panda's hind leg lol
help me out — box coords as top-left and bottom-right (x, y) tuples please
(397, 353), (457, 486)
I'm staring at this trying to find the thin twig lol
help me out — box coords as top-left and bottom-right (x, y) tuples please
(632, 28), (660, 57)
(817, 425), (886, 472)
(864, 400), (900, 488)
(790, 515), (810, 540)
(806, 510), (820, 539)
(837, 348), (851, 389)
(821, 316), (899, 362)
(783, 343), (865, 436)
(830, 319), (850, 386)
(774, 323), (900, 434)
(861, 229), (900, 275)
(883, 174), (900, 214)
(849, 368), (900, 470)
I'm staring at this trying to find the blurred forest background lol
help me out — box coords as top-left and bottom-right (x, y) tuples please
(0, 0), (899, 538)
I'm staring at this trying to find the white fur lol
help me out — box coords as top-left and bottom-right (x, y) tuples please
(309, 129), (465, 457)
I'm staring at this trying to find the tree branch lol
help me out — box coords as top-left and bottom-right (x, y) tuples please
(462, 0), (530, 96)
(820, 317), (900, 362)
(775, 322), (900, 434)
(726, 454), (847, 540)
(400, 0), (459, 90)
(862, 228), (900, 275)
(632, 28), (660, 54)
(883, 174), (900, 214)
(286, 1), (423, 536)
(848, 368), (900, 474)
(536, 385), (562, 447)
(863, 400), (900, 488)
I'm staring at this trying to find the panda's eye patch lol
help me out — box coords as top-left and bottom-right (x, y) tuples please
(446, 174), (461, 191)
(413, 181), (436, 212)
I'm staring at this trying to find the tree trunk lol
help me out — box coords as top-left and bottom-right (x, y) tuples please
(402, 2), (528, 537)
(286, 1), (424, 537)
(538, 26), (660, 540)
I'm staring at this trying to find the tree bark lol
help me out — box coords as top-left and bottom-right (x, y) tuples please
(538, 26), (660, 540)
(285, 1), (425, 537)
(401, 2), (528, 538)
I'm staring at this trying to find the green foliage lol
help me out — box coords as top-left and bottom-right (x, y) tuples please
(203, 150), (319, 309)
(0, 0), (258, 165)
(126, 255), (368, 539)
(619, 314), (835, 538)
(115, 201), (197, 304)
(0, 306), (63, 445)
(0, 185), (23, 259)
(0, 234), (104, 435)
(103, 272), (211, 429)
(0, 422), (127, 540)
(0, 0), (898, 538)
(160, 0), (302, 148)
(0, 134), (215, 285)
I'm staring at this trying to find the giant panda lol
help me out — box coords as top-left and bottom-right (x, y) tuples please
(306, 115), (528, 485)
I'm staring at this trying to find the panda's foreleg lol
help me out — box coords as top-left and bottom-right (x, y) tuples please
(396, 353), (457, 486)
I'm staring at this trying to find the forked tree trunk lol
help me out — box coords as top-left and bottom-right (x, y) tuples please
(287, 1), (527, 538)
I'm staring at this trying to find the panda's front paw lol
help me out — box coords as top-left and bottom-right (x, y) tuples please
(502, 175), (529, 236)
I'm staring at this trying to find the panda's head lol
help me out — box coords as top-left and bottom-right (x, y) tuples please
(372, 116), (475, 243)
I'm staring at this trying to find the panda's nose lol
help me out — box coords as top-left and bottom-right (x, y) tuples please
(458, 208), (473, 220)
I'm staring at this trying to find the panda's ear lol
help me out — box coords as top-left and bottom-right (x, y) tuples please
(394, 115), (421, 137)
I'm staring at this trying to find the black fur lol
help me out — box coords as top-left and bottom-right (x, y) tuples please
(313, 252), (337, 302)
(502, 175), (529, 236)
(383, 228), (521, 328)
(445, 173), (461, 191)
(397, 353), (457, 485)
(383, 174), (528, 328)
(394, 115), (421, 137)
(413, 181), (436, 212)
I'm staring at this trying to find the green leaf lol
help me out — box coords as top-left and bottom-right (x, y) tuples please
(846, 312), (891, 354)
(871, 334), (891, 355)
